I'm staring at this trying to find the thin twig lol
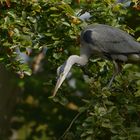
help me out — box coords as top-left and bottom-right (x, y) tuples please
(58, 112), (82, 140)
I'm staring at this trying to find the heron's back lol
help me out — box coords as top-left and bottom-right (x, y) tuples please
(80, 24), (140, 62)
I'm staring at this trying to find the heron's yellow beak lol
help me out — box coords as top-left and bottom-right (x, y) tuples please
(52, 73), (67, 97)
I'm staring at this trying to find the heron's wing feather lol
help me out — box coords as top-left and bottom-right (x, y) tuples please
(82, 24), (140, 54)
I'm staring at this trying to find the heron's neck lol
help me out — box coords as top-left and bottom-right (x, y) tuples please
(68, 55), (88, 66)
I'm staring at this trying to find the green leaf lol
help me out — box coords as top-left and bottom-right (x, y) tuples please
(62, 22), (71, 27)
(134, 90), (140, 97)
(7, 11), (16, 19)
(53, 53), (61, 59)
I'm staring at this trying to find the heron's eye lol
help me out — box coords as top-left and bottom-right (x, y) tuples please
(57, 61), (67, 76)
(57, 66), (64, 76)
(56, 66), (64, 80)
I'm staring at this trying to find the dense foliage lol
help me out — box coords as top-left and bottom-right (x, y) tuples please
(0, 0), (140, 139)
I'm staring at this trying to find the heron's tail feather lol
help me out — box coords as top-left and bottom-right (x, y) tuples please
(127, 53), (140, 63)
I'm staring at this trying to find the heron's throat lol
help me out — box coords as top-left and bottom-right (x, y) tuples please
(68, 55), (88, 66)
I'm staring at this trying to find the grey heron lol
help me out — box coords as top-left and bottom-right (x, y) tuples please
(52, 24), (140, 97)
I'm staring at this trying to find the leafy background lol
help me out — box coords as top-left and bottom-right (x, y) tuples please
(0, 0), (140, 140)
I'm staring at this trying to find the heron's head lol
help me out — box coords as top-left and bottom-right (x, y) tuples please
(52, 61), (72, 97)
(52, 55), (86, 97)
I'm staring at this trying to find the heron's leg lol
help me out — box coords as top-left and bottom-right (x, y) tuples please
(108, 61), (122, 88)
